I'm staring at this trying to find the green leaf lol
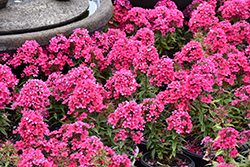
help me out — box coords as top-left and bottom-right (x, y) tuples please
(60, 104), (65, 112)
(5, 161), (10, 167)
(199, 113), (204, 123)
(202, 103), (210, 108)
(54, 113), (58, 120)
(201, 124), (205, 132)
(172, 140), (177, 152)
(107, 128), (111, 137)
(212, 99), (221, 103)
(0, 128), (7, 136)
(151, 149), (156, 159)
(230, 106), (241, 112)
(215, 149), (223, 157)
(92, 127), (99, 134)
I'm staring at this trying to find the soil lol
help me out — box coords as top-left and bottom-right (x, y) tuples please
(145, 156), (191, 167)
(184, 139), (204, 155)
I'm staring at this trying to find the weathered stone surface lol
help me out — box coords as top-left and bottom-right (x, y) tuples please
(0, 0), (89, 34)
(0, 0), (113, 52)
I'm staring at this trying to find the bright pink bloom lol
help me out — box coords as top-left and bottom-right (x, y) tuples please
(166, 109), (193, 134)
(105, 69), (140, 99)
(12, 79), (50, 112)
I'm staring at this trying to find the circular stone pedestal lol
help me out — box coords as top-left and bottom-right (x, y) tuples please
(0, 0), (113, 52)
(0, 0), (89, 35)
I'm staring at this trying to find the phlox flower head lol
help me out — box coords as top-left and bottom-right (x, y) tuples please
(105, 38), (139, 71)
(218, 0), (250, 21)
(233, 20), (250, 46)
(105, 69), (140, 99)
(148, 57), (175, 87)
(0, 53), (10, 63)
(112, 0), (132, 27)
(0, 64), (19, 89)
(46, 65), (95, 101)
(213, 127), (239, 149)
(108, 100), (145, 144)
(174, 41), (205, 66)
(108, 100), (145, 131)
(183, 0), (204, 18)
(239, 129), (250, 144)
(155, 0), (178, 9)
(130, 27), (155, 46)
(166, 109), (193, 134)
(124, 7), (151, 32)
(14, 109), (49, 150)
(216, 156), (225, 163)
(47, 34), (70, 53)
(0, 64), (18, 108)
(67, 79), (106, 119)
(141, 98), (165, 122)
(22, 65), (39, 77)
(69, 28), (104, 65)
(91, 28), (127, 55)
(12, 79), (50, 112)
(189, 1), (219, 33)
(148, 6), (184, 35)
(133, 44), (159, 73)
(205, 27), (230, 53)
(8, 40), (51, 76)
(0, 83), (11, 109)
(17, 148), (56, 167)
(232, 85), (250, 106)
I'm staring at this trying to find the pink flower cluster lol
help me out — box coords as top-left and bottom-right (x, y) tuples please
(147, 57), (175, 86)
(105, 69), (140, 99)
(7, 39), (74, 77)
(14, 110), (131, 167)
(213, 127), (239, 149)
(202, 127), (250, 165)
(188, 1), (219, 33)
(12, 79), (50, 112)
(0, 0), (249, 165)
(218, 0), (250, 21)
(0, 64), (18, 109)
(111, 0), (184, 35)
(174, 41), (205, 66)
(14, 109), (49, 150)
(108, 98), (165, 144)
(166, 109), (193, 134)
(46, 64), (106, 120)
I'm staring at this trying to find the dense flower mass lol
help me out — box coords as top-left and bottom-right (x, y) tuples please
(105, 69), (140, 99)
(188, 1), (218, 33)
(12, 79), (50, 112)
(108, 100), (145, 131)
(166, 109), (193, 134)
(218, 0), (250, 21)
(0, 64), (18, 109)
(0, 0), (250, 166)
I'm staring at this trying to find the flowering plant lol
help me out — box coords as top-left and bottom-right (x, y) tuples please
(172, 1), (250, 165)
(0, 0), (249, 166)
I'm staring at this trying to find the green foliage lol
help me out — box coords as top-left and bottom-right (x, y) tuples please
(143, 110), (184, 165)
(0, 141), (20, 167)
(0, 111), (10, 138)
(154, 27), (192, 57)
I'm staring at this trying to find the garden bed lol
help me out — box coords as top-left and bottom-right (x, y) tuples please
(0, 0), (250, 166)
